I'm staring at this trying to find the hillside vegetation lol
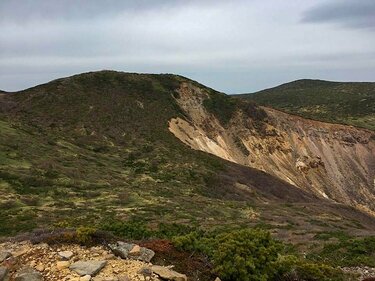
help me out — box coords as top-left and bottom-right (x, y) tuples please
(238, 79), (375, 131)
(0, 71), (374, 280)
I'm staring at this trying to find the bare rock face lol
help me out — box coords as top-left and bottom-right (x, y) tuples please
(169, 82), (375, 214)
(108, 242), (155, 262)
(69, 260), (107, 276)
(152, 265), (187, 281)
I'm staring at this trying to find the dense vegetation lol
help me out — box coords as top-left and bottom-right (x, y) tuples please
(238, 79), (375, 131)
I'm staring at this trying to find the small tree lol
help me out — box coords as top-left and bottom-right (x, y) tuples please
(213, 229), (280, 281)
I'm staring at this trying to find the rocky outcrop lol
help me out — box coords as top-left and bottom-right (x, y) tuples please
(108, 242), (155, 262)
(0, 240), (189, 281)
(169, 82), (375, 214)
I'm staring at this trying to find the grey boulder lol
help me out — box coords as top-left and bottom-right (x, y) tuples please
(0, 266), (9, 281)
(14, 267), (43, 281)
(69, 260), (107, 276)
(108, 242), (155, 262)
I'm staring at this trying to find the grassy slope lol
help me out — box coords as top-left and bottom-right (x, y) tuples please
(237, 79), (375, 131)
(0, 71), (374, 253)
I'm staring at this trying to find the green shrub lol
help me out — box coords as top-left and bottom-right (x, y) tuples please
(76, 226), (97, 244)
(274, 255), (351, 281)
(212, 229), (281, 281)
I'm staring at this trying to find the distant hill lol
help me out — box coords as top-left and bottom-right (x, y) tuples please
(237, 79), (375, 131)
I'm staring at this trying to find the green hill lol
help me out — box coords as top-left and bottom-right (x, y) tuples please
(237, 79), (375, 131)
(0, 72), (374, 281)
(0, 71), (312, 236)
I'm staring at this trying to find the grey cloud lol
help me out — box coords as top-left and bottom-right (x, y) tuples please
(0, 0), (227, 23)
(0, 0), (170, 22)
(0, 0), (374, 93)
(302, 0), (375, 30)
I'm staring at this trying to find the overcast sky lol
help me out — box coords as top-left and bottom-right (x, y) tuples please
(0, 0), (374, 94)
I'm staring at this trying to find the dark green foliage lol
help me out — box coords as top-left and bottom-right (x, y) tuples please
(307, 235), (375, 267)
(274, 255), (350, 281)
(239, 79), (375, 131)
(212, 229), (280, 281)
(173, 228), (353, 281)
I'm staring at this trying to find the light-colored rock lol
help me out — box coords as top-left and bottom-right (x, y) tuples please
(102, 254), (116, 260)
(79, 275), (91, 281)
(152, 265), (187, 281)
(129, 245), (141, 255)
(12, 246), (30, 258)
(14, 267), (43, 281)
(214, 278), (221, 281)
(56, 261), (70, 270)
(0, 252), (11, 263)
(36, 243), (49, 250)
(58, 251), (74, 260)
(0, 266), (9, 281)
(35, 264), (45, 272)
(70, 260), (107, 276)
(117, 275), (130, 281)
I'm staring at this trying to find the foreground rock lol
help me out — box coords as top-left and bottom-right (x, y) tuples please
(108, 242), (155, 262)
(70, 260), (107, 276)
(0, 241), (162, 280)
(58, 250), (74, 260)
(0, 266), (9, 281)
(152, 265), (187, 281)
(14, 267), (43, 281)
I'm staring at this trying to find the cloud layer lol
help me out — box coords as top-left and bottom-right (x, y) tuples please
(0, 0), (374, 93)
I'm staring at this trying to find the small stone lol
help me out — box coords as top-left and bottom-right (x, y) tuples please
(80, 275), (91, 281)
(117, 275), (130, 281)
(36, 243), (49, 250)
(29, 260), (37, 267)
(35, 264), (45, 272)
(102, 254), (116, 260)
(56, 261), (70, 270)
(59, 251), (74, 260)
(152, 265), (187, 281)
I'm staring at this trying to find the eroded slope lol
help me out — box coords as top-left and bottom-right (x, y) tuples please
(169, 82), (375, 214)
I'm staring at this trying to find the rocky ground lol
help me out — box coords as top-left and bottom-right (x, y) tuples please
(0, 240), (189, 281)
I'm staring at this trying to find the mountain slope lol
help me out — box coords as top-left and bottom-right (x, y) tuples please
(170, 82), (375, 215)
(0, 71), (374, 244)
(237, 79), (375, 131)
